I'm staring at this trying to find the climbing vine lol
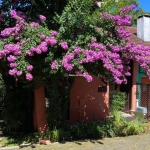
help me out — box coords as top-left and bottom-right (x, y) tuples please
(45, 73), (75, 130)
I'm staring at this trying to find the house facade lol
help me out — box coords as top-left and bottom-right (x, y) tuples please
(33, 76), (109, 132)
(128, 14), (150, 117)
(33, 15), (150, 132)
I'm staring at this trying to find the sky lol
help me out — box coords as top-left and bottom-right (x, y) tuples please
(138, 0), (150, 12)
(0, 0), (150, 12)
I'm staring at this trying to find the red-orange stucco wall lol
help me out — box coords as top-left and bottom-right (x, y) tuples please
(70, 75), (109, 122)
(141, 77), (150, 84)
(34, 75), (109, 131)
(131, 62), (138, 111)
(34, 86), (47, 132)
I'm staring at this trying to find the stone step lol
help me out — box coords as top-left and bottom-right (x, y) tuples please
(120, 111), (135, 122)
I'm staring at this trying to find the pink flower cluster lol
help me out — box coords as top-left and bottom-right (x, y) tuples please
(39, 15), (46, 21)
(110, 45), (122, 53)
(27, 65), (33, 71)
(102, 51), (129, 84)
(10, 10), (18, 20)
(83, 72), (93, 82)
(1, 20), (25, 37)
(123, 43), (150, 79)
(51, 31), (58, 36)
(100, 12), (132, 26)
(73, 47), (81, 56)
(116, 27), (131, 41)
(26, 36), (57, 56)
(74, 70), (93, 82)
(113, 15), (132, 26)
(61, 42), (131, 84)
(4, 44), (21, 55)
(40, 34), (46, 40)
(45, 37), (57, 46)
(8, 68), (23, 77)
(1, 10), (26, 37)
(7, 55), (17, 62)
(1, 7), (150, 84)
(120, 5), (136, 14)
(80, 49), (104, 63)
(67, 38), (143, 84)
(30, 22), (40, 27)
(62, 52), (74, 71)
(8, 63), (33, 80)
(27, 44), (46, 56)
(51, 60), (58, 69)
(26, 73), (33, 81)
(60, 42), (68, 50)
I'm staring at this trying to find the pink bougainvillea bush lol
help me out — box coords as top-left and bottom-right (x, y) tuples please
(0, 3), (150, 84)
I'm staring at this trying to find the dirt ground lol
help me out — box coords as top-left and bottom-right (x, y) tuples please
(3, 133), (149, 150)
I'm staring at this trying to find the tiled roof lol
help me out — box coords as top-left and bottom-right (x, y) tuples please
(127, 27), (150, 46)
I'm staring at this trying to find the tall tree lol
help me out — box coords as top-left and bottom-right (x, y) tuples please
(0, 0), (69, 30)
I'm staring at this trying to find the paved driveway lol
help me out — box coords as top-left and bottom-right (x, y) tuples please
(0, 134), (150, 150)
(17, 133), (150, 150)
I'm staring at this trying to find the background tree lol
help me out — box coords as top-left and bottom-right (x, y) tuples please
(131, 7), (150, 26)
(97, 0), (150, 26)
(98, 0), (138, 14)
(0, 0), (69, 30)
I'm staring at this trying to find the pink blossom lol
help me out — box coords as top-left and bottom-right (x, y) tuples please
(7, 55), (17, 62)
(62, 52), (74, 71)
(30, 46), (36, 52)
(51, 60), (58, 69)
(51, 31), (58, 36)
(39, 15), (46, 21)
(27, 65), (33, 71)
(26, 51), (34, 56)
(30, 22), (39, 27)
(60, 42), (68, 50)
(45, 37), (57, 46)
(83, 73), (93, 82)
(9, 69), (16, 76)
(40, 34), (46, 40)
(35, 48), (42, 54)
(120, 5), (136, 14)
(38, 42), (48, 52)
(16, 71), (22, 76)
(10, 63), (17, 68)
(10, 10), (18, 19)
(26, 73), (33, 81)
(73, 47), (81, 55)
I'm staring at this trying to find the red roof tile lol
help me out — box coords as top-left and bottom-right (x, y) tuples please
(127, 27), (150, 46)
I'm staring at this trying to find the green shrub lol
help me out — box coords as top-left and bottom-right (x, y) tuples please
(3, 86), (34, 133)
(2, 118), (150, 146)
(110, 92), (126, 113)
(109, 92), (149, 137)
(66, 121), (104, 140)
(122, 119), (149, 135)
(112, 111), (149, 136)
(36, 119), (149, 141)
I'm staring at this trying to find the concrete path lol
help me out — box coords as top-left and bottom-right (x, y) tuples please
(3, 133), (149, 150)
